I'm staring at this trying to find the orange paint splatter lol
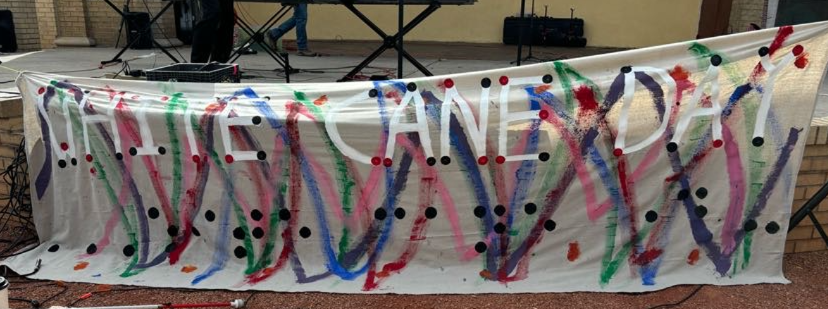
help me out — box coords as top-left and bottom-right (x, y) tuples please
(313, 95), (328, 106)
(687, 249), (700, 265)
(181, 265), (198, 273)
(74, 261), (89, 271)
(534, 84), (552, 94)
(669, 65), (690, 81)
(479, 269), (494, 280)
(795, 53), (809, 69)
(567, 242), (581, 262)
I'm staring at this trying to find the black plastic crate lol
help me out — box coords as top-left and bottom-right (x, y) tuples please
(146, 63), (240, 83)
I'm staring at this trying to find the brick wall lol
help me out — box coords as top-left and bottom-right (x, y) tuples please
(0, 0), (42, 51)
(787, 126), (828, 253)
(0, 97), (24, 199)
(84, 0), (178, 47)
(729, 0), (769, 32)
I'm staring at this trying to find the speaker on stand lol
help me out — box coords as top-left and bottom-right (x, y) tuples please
(125, 11), (154, 50)
(0, 10), (18, 53)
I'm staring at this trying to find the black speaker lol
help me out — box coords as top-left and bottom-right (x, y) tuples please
(0, 10), (18, 53)
(124, 12), (153, 50)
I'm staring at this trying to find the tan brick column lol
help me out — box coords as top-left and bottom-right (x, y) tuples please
(35, 0), (58, 49)
(53, 0), (96, 47)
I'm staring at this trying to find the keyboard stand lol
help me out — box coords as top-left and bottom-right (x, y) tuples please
(230, 4), (295, 82)
(338, 1), (441, 81)
(100, 0), (182, 66)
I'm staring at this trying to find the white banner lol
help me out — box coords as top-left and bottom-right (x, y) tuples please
(4, 22), (828, 293)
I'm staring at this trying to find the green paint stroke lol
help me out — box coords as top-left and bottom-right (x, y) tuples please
(164, 92), (187, 223)
(54, 85), (141, 277)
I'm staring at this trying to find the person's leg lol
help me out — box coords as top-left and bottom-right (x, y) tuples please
(191, 0), (221, 62)
(268, 5), (297, 40)
(294, 4), (308, 51)
(211, 0), (235, 63)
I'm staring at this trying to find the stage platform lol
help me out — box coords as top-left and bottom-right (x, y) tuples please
(1, 40), (826, 122)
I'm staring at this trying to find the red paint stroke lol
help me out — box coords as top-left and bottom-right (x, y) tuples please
(617, 157), (641, 254)
(632, 248), (663, 266)
(385, 90), (403, 105)
(363, 177), (435, 291)
(574, 85), (599, 116)
(752, 26), (794, 77)
(313, 95), (328, 106)
(567, 242), (581, 262)
(687, 249), (700, 265)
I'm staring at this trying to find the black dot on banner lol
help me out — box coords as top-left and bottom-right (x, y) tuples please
(58, 160), (67, 168)
(368, 89), (378, 98)
(494, 205), (506, 217)
(524, 203), (537, 215)
(407, 83), (417, 92)
(167, 225), (179, 237)
(666, 142), (678, 153)
(147, 207), (160, 219)
(695, 187), (708, 199)
(544, 220), (557, 232)
(251, 209), (263, 221)
(474, 242), (487, 253)
(474, 206), (487, 218)
(426, 157), (436, 166)
(425, 207), (437, 219)
(279, 209), (291, 221)
(299, 226), (312, 238)
(440, 156), (451, 165)
(759, 46), (770, 57)
(752, 137), (764, 147)
(394, 208), (406, 220)
(158, 147), (166, 155)
(252, 116), (262, 125)
(542, 74), (554, 84)
(48, 244), (60, 252)
(123, 245), (135, 257)
(205, 210), (216, 222)
(645, 210), (658, 223)
(234, 246), (247, 259)
(694, 206), (708, 218)
(621, 66), (632, 73)
(233, 227), (246, 240)
(165, 243), (176, 253)
(375, 208), (387, 220)
(71, 158), (78, 166)
(710, 55), (722, 66)
(677, 189), (690, 200)
(744, 219), (758, 232)
(252, 227), (265, 239)
(765, 221), (780, 234)
(538, 152), (550, 162)
(129, 147), (138, 156)
(257, 151), (267, 160)
(481, 78), (492, 88)
(494, 223), (506, 234)
(86, 243), (97, 254)
(115, 153), (124, 160)
(192, 226), (201, 237)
